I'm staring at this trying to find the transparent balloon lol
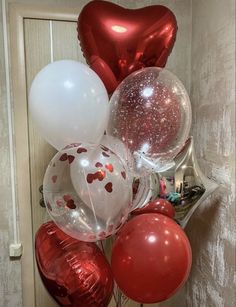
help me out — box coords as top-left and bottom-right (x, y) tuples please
(43, 143), (132, 242)
(100, 134), (134, 177)
(131, 174), (159, 212)
(107, 67), (192, 176)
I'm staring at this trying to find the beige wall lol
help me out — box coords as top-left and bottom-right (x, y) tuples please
(186, 0), (235, 305)
(164, 1), (235, 306)
(0, 0), (234, 306)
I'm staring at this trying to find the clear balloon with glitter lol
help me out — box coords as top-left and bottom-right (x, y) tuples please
(43, 143), (132, 242)
(107, 67), (192, 176)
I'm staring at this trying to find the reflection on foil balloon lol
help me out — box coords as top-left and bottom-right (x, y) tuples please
(131, 174), (159, 212)
(43, 143), (132, 242)
(156, 137), (218, 227)
(78, 1), (177, 93)
(107, 67), (192, 176)
(35, 221), (113, 307)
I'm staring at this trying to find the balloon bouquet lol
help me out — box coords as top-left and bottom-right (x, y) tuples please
(30, 1), (217, 306)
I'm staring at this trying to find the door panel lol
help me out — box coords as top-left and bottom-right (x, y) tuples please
(24, 18), (92, 307)
(23, 17), (141, 307)
(24, 18), (60, 307)
(52, 20), (84, 61)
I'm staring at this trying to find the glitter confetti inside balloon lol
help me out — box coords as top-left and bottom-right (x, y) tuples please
(107, 67), (192, 175)
(43, 143), (132, 242)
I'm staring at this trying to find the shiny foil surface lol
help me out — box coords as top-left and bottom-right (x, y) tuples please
(133, 137), (218, 227)
(35, 221), (114, 307)
(78, 0), (177, 93)
(157, 137), (218, 227)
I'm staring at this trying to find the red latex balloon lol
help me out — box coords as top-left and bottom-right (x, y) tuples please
(111, 214), (192, 304)
(78, 1), (177, 93)
(35, 221), (113, 307)
(132, 198), (175, 219)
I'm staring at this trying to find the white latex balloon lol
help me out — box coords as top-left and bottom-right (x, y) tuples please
(29, 60), (109, 150)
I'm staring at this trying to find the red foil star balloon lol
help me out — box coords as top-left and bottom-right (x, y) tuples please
(78, 1), (177, 93)
(35, 221), (114, 307)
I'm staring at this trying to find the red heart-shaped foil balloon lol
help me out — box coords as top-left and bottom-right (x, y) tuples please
(78, 0), (177, 93)
(35, 221), (113, 307)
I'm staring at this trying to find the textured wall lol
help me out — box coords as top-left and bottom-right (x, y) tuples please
(172, 1), (235, 306)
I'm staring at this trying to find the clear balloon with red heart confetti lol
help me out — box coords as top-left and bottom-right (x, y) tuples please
(43, 143), (132, 242)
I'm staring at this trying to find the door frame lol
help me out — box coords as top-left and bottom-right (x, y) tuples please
(9, 4), (79, 306)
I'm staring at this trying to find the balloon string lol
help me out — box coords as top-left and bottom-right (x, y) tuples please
(82, 168), (99, 227)
(100, 240), (118, 305)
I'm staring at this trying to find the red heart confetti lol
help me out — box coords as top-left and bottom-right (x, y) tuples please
(68, 155), (75, 164)
(95, 162), (103, 168)
(96, 170), (106, 181)
(105, 164), (114, 172)
(87, 174), (94, 184)
(66, 199), (76, 209)
(52, 175), (57, 183)
(63, 195), (72, 202)
(46, 202), (52, 211)
(105, 182), (113, 193)
(132, 178), (140, 195)
(87, 171), (106, 183)
(59, 153), (68, 161)
(77, 147), (87, 154)
(121, 171), (126, 179)
(102, 152), (110, 157)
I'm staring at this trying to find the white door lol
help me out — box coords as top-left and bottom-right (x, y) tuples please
(10, 3), (142, 307)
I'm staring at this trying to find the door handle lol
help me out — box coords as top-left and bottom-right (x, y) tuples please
(39, 185), (46, 208)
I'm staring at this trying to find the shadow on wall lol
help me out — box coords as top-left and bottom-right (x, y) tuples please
(186, 195), (221, 262)
(186, 195), (222, 287)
